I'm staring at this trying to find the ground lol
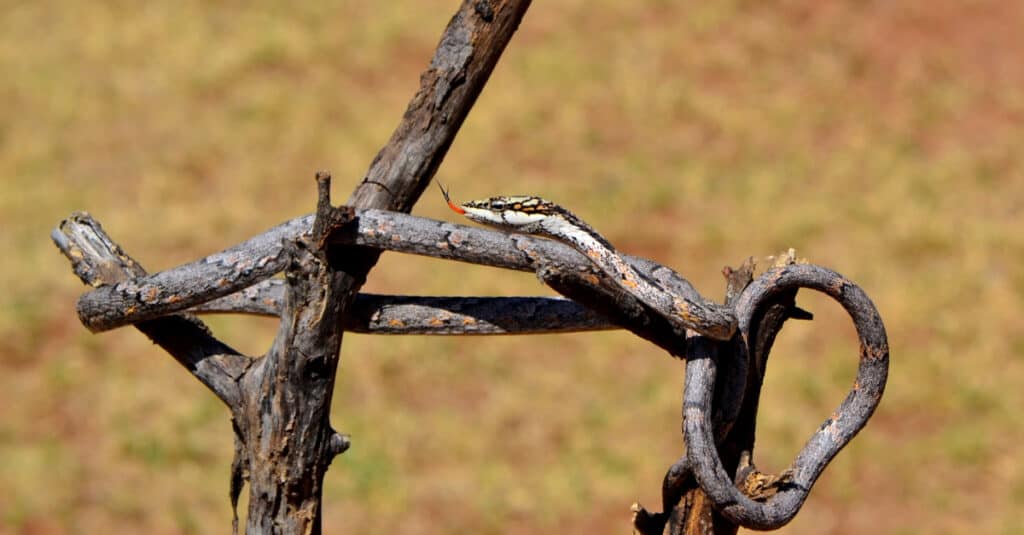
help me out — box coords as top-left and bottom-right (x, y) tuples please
(2, 1), (1023, 533)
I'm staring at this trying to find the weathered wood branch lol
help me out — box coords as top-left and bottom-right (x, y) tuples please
(633, 259), (756, 535)
(52, 214), (251, 408)
(230, 2), (533, 533)
(58, 211), (617, 338)
(193, 279), (614, 335)
(683, 264), (889, 530)
(631, 259), (888, 535)
(57, 203), (888, 533)
(73, 215), (311, 332)
(54, 2), (534, 532)
(75, 209), (728, 348)
(347, 0), (532, 212)
(679, 259), (803, 535)
(236, 175), (356, 533)
(52, 1), (891, 532)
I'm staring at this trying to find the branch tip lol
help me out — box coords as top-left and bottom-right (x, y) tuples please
(329, 432), (351, 456)
(316, 170), (333, 211)
(630, 502), (666, 535)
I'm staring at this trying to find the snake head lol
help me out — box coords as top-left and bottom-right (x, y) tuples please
(438, 181), (556, 230)
(438, 181), (615, 252)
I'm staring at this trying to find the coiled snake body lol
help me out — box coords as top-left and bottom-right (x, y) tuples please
(441, 185), (737, 340)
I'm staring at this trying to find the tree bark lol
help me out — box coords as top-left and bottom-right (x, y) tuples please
(229, 2), (533, 533)
(53, 1), (892, 532)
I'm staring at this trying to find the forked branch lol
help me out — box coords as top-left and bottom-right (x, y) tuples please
(52, 216), (250, 407)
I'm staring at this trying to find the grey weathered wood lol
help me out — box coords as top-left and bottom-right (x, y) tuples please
(75, 208), (730, 353)
(230, 2), (534, 533)
(53, 1), (891, 532)
(75, 209), (729, 333)
(192, 280), (616, 335)
(73, 215), (311, 332)
(57, 211), (619, 338)
(631, 260), (888, 535)
(682, 265), (888, 530)
(236, 175), (355, 534)
(59, 2), (535, 533)
(633, 259), (756, 535)
(52, 214), (251, 408)
(345, 1), (530, 212)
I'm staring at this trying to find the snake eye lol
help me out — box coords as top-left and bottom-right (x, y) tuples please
(489, 199), (506, 210)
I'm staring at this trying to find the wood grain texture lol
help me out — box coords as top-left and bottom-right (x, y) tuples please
(230, 3), (533, 533)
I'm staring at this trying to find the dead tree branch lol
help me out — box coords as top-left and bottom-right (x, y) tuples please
(229, 1), (534, 530)
(634, 260), (888, 535)
(74, 209), (726, 337)
(52, 1), (890, 533)
(52, 215), (251, 408)
(193, 279), (615, 335)
(682, 264), (888, 530)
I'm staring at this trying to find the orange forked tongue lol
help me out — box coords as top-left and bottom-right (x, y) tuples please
(447, 199), (466, 215)
(437, 181), (466, 215)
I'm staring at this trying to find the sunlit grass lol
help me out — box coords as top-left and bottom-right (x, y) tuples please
(3, 0), (1023, 533)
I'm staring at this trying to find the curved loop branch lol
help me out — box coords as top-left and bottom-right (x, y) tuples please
(633, 259), (756, 535)
(684, 264), (889, 530)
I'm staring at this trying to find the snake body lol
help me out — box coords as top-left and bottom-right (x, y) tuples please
(442, 187), (737, 340)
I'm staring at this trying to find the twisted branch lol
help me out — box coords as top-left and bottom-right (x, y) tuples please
(683, 264), (889, 530)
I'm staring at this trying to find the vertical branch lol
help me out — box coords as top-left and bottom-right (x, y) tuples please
(633, 260), (756, 535)
(672, 272), (799, 535)
(349, 0), (533, 213)
(239, 175), (355, 534)
(232, 2), (532, 533)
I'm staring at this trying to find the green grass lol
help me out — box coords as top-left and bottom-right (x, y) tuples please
(3, 0), (1023, 533)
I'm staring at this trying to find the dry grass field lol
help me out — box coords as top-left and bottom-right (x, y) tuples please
(2, 1), (1023, 533)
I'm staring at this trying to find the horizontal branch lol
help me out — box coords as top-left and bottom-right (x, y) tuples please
(75, 209), (729, 340)
(74, 214), (313, 332)
(192, 279), (616, 335)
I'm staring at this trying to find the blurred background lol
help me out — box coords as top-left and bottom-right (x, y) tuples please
(2, 0), (1022, 533)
